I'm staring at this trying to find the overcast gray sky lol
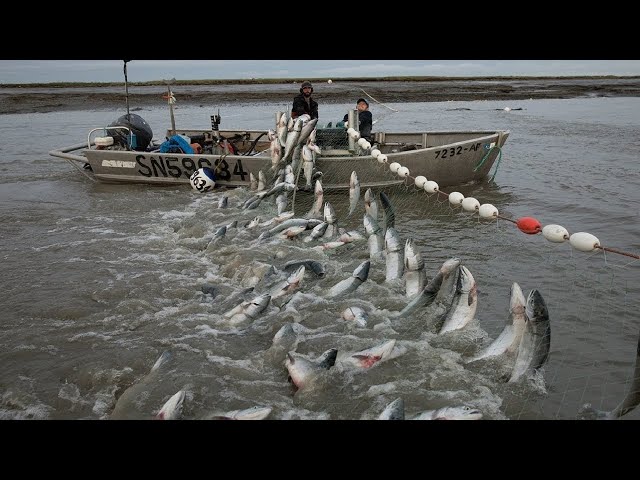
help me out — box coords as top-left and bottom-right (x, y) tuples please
(1, 60), (639, 84)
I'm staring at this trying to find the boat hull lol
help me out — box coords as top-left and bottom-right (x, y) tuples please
(53, 129), (509, 190)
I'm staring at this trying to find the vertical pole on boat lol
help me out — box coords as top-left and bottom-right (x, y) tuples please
(168, 85), (176, 135)
(123, 60), (131, 118)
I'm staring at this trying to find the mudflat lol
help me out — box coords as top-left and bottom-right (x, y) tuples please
(2, 77), (639, 114)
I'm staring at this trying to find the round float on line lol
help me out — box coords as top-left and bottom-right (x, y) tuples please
(448, 191), (464, 206)
(414, 175), (427, 188)
(389, 162), (401, 173)
(377, 154), (388, 164)
(542, 224), (570, 243)
(424, 180), (439, 194)
(478, 203), (498, 218)
(370, 148), (381, 158)
(461, 197), (480, 212)
(347, 127), (356, 136)
(397, 166), (410, 178)
(516, 217), (542, 235)
(190, 167), (216, 192)
(569, 232), (600, 252)
(357, 137), (367, 147)
(362, 141), (371, 150)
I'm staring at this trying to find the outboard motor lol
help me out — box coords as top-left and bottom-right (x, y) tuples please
(107, 113), (153, 151)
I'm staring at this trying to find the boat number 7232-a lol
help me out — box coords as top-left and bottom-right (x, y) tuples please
(434, 142), (482, 159)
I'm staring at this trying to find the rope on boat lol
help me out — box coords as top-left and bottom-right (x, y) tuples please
(473, 145), (502, 183)
(357, 87), (399, 113)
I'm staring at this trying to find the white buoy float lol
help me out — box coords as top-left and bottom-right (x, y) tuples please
(424, 180), (439, 194)
(461, 197), (480, 212)
(448, 191), (464, 206)
(414, 175), (427, 188)
(478, 203), (498, 218)
(397, 166), (410, 178)
(542, 224), (570, 243)
(370, 148), (381, 158)
(389, 162), (401, 173)
(569, 232), (600, 252)
(377, 154), (388, 164)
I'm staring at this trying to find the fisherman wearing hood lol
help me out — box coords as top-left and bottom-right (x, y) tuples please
(343, 97), (373, 142)
(292, 81), (319, 120)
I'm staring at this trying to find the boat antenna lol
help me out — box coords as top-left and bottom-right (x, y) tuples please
(123, 59), (131, 118)
(164, 77), (177, 135)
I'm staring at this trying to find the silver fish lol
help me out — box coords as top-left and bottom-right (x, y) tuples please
(276, 193), (289, 215)
(411, 406), (483, 420)
(222, 293), (271, 326)
(277, 111), (288, 148)
(404, 238), (426, 298)
(155, 390), (186, 420)
(342, 306), (368, 327)
(284, 164), (295, 185)
(283, 259), (326, 278)
(509, 289), (551, 382)
(394, 257), (461, 318)
(348, 171), (360, 217)
(379, 398), (404, 420)
(298, 118), (319, 146)
(207, 225), (227, 247)
(269, 266), (305, 299)
(270, 138), (282, 171)
(379, 191), (396, 236)
(282, 118), (302, 163)
(206, 406), (272, 420)
(258, 170), (267, 192)
(438, 265), (478, 334)
(305, 180), (324, 219)
(290, 144), (303, 177)
(466, 282), (526, 363)
(338, 230), (365, 243)
(338, 339), (396, 369)
(363, 213), (384, 259)
(111, 350), (172, 420)
(249, 172), (258, 191)
(303, 221), (328, 242)
(285, 348), (338, 390)
(322, 201), (338, 239)
(384, 227), (404, 282)
(217, 196), (228, 208)
(364, 188), (378, 221)
(279, 225), (307, 240)
(327, 260), (370, 298)
(302, 144), (314, 187)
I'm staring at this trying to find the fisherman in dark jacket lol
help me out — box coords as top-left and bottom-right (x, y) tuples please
(343, 97), (373, 141)
(292, 81), (319, 120)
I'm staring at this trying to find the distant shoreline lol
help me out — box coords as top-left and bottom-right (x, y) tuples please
(2, 75), (640, 89)
(2, 77), (640, 115)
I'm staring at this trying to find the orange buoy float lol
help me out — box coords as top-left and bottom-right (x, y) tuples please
(516, 217), (542, 235)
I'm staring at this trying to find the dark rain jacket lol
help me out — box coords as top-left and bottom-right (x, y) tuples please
(343, 110), (373, 140)
(292, 94), (319, 120)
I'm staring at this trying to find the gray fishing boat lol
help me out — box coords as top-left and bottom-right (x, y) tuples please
(49, 62), (509, 190)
